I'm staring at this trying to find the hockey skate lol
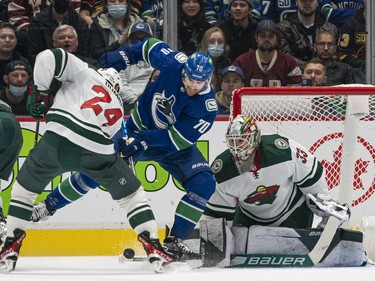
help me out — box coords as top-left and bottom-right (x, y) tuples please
(31, 200), (56, 222)
(0, 229), (26, 272)
(137, 231), (176, 273)
(163, 235), (201, 261)
(163, 226), (201, 262)
(0, 210), (6, 246)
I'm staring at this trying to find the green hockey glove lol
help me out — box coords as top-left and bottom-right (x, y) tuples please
(27, 85), (51, 119)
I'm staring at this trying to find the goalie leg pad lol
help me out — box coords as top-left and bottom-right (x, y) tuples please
(245, 225), (366, 267)
(200, 218), (234, 267)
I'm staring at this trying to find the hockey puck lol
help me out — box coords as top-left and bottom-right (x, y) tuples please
(123, 248), (135, 259)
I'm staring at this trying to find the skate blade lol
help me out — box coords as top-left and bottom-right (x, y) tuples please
(0, 259), (15, 273)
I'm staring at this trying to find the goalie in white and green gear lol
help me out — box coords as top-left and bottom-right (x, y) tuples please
(200, 115), (359, 267)
(203, 114), (350, 229)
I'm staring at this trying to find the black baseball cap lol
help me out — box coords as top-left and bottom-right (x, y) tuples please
(4, 60), (32, 76)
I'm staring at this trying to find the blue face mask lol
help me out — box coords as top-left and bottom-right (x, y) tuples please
(108, 5), (127, 19)
(208, 44), (224, 58)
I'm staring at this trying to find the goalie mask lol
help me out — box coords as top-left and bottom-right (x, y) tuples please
(98, 67), (122, 94)
(226, 115), (261, 161)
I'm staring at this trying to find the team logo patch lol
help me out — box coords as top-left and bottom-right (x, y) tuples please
(211, 159), (223, 174)
(274, 138), (289, 149)
(244, 185), (280, 205)
(206, 99), (218, 112)
(175, 52), (187, 63)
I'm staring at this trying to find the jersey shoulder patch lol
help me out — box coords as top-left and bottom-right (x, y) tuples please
(211, 149), (239, 184)
(206, 98), (218, 112)
(259, 134), (292, 168)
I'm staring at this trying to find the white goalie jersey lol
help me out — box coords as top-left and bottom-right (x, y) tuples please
(204, 134), (329, 226)
(33, 49), (124, 155)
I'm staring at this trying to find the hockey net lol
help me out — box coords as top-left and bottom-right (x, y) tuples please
(231, 86), (375, 233)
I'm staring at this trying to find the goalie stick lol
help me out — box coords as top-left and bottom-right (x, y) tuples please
(230, 216), (341, 267)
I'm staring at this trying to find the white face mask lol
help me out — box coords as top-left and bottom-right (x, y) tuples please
(108, 5), (127, 18)
(207, 44), (224, 58)
(9, 84), (28, 97)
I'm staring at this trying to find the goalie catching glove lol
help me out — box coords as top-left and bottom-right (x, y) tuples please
(306, 193), (350, 227)
(27, 85), (52, 119)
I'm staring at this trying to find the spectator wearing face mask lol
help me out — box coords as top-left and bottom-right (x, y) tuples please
(27, 0), (90, 67)
(198, 26), (231, 92)
(0, 60), (32, 115)
(89, 0), (143, 60)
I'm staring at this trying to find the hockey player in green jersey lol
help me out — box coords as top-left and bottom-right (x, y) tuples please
(0, 101), (23, 246)
(0, 48), (175, 272)
(203, 115), (350, 229)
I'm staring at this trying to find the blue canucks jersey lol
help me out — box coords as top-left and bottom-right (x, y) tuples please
(319, 0), (364, 25)
(126, 39), (218, 152)
(258, 0), (297, 23)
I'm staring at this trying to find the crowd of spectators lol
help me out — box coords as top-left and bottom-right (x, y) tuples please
(0, 0), (369, 116)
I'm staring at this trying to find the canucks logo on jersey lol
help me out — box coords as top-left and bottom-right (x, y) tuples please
(152, 91), (176, 129)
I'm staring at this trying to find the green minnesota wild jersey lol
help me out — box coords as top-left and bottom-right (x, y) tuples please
(204, 134), (328, 225)
(33, 49), (124, 155)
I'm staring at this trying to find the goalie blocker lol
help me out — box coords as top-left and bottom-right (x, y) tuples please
(199, 218), (367, 267)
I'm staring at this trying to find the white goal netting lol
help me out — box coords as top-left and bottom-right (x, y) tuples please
(231, 86), (375, 231)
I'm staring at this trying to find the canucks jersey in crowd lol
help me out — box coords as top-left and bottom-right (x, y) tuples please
(319, 0), (364, 26)
(205, 134), (327, 228)
(257, 0), (364, 25)
(204, 0), (262, 24)
(258, 0), (297, 23)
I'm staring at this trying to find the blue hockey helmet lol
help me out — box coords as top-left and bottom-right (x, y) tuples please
(183, 52), (213, 82)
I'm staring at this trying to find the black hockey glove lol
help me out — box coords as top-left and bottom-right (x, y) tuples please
(119, 131), (148, 158)
(27, 85), (51, 119)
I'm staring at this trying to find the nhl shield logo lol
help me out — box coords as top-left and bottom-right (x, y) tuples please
(119, 177), (127, 185)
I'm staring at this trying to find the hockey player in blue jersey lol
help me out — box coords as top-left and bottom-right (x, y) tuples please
(31, 38), (218, 260)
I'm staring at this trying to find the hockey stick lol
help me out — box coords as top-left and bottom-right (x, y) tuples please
(230, 216), (341, 268)
(34, 119), (40, 147)
(121, 119), (136, 174)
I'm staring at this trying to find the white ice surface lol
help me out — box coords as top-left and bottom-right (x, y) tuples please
(0, 256), (374, 281)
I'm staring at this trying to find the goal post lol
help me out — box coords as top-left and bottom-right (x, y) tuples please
(231, 86), (375, 233)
